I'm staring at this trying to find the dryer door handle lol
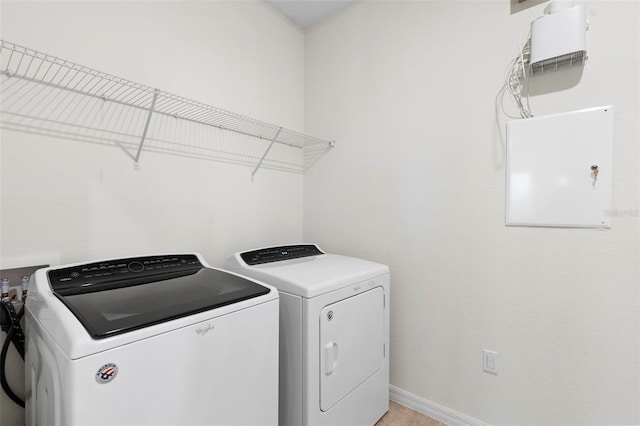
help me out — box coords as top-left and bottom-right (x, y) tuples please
(324, 342), (338, 376)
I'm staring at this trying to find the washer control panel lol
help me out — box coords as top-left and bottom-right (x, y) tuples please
(48, 254), (202, 290)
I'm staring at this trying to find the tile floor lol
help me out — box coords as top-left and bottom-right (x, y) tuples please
(375, 401), (447, 426)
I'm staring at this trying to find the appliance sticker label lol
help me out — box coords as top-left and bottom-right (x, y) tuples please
(96, 363), (118, 384)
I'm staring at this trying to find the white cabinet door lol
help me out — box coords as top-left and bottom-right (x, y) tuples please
(319, 287), (384, 412)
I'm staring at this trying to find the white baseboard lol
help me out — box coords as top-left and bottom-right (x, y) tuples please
(389, 385), (485, 426)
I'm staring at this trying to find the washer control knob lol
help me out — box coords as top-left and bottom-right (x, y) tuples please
(128, 262), (145, 272)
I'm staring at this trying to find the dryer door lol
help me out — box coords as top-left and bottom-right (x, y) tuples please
(319, 286), (384, 412)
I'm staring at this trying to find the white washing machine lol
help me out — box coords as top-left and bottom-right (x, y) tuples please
(25, 253), (279, 426)
(226, 244), (390, 426)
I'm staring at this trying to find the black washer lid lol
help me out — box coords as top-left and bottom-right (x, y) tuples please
(49, 255), (270, 339)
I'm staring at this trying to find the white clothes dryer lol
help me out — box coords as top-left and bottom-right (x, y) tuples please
(25, 253), (279, 426)
(226, 244), (390, 426)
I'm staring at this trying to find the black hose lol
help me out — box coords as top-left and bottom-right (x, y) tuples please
(1, 324), (25, 407)
(2, 301), (24, 359)
(1, 301), (26, 408)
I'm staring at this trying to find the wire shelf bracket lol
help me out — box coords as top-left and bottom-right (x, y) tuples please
(134, 89), (159, 169)
(252, 127), (282, 180)
(0, 40), (335, 176)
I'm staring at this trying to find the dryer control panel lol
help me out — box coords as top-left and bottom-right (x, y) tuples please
(240, 244), (324, 265)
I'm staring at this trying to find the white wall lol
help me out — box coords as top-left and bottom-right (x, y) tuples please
(0, 2), (304, 424)
(0, 0), (305, 267)
(304, 1), (639, 424)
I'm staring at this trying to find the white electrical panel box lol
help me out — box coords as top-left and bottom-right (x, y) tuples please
(506, 106), (614, 228)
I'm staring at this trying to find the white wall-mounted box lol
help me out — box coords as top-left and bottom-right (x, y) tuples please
(506, 106), (614, 228)
(529, 4), (588, 74)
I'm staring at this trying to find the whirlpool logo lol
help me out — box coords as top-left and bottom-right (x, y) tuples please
(195, 323), (214, 336)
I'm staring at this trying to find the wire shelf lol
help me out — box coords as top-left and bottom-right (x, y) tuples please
(0, 40), (334, 175)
